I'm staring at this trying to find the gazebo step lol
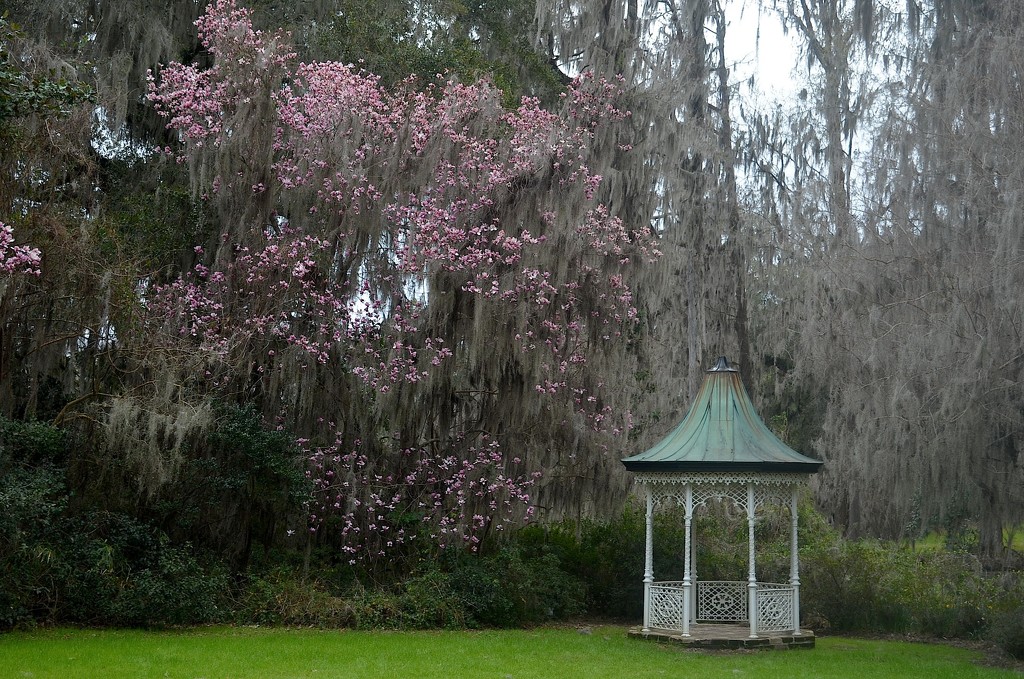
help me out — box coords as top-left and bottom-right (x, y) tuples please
(628, 624), (816, 650)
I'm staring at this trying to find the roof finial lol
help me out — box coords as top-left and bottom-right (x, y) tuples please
(709, 356), (736, 372)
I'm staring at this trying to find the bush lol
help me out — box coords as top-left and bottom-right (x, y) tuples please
(563, 504), (692, 619)
(469, 544), (586, 625)
(1, 415), (236, 629)
(348, 570), (463, 630)
(0, 464), (67, 628)
(348, 570), (460, 630)
(152, 403), (309, 571)
(802, 540), (919, 632)
(2, 413), (1015, 641)
(799, 536), (1013, 638)
(55, 512), (230, 626)
(235, 568), (354, 627)
(349, 586), (405, 629)
(347, 545), (588, 630)
(0, 418), (67, 466)
(990, 606), (1024, 659)
(108, 544), (229, 626)
(443, 554), (520, 626)
(397, 568), (467, 629)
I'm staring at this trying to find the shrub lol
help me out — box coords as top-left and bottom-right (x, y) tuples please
(566, 503), (696, 619)
(0, 418), (71, 629)
(56, 512), (230, 626)
(341, 541), (589, 630)
(397, 568), (466, 629)
(1, 415), (236, 629)
(152, 402), (309, 571)
(481, 540), (588, 624)
(0, 418), (67, 466)
(443, 553), (520, 626)
(235, 568), (354, 627)
(0, 464), (68, 628)
(409, 545), (586, 628)
(800, 536), (1010, 638)
(911, 552), (996, 638)
(349, 586), (405, 629)
(107, 544), (230, 626)
(990, 606), (1024, 659)
(802, 539), (923, 632)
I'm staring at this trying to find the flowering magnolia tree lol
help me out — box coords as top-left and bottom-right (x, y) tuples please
(147, 0), (658, 564)
(0, 222), (41, 278)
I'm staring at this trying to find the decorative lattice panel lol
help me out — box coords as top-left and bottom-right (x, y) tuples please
(692, 484), (748, 509)
(635, 472), (809, 487)
(697, 581), (748, 622)
(752, 485), (790, 510)
(649, 584), (686, 630)
(640, 475), (804, 514)
(756, 584), (794, 632)
(651, 490), (687, 507)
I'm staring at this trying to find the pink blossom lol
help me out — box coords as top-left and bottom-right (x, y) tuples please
(0, 222), (42, 277)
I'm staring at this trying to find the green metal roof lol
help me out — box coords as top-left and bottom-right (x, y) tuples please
(621, 357), (823, 474)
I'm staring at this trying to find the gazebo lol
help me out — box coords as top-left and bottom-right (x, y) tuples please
(621, 357), (822, 648)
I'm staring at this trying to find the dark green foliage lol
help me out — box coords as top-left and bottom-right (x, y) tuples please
(0, 417), (229, 629)
(563, 505), (690, 619)
(304, 0), (564, 105)
(0, 465), (66, 627)
(56, 512), (230, 626)
(0, 417), (67, 466)
(802, 540), (920, 632)
(344, 545), (586, 629)
(444, 543), (586, 627)
(0, 17), (93, 121)
(564, 508), (645, 618)
(437, 556), (517, 627)
(219, 541), (589, 631)
(351, 568), (466, 629)
(149, 403), (309, 571)
(989, 606), (1024, 660)
(3, 413), (1022, 645)
(800, 537), (1021, 639)
(98, 159), (211, 273)
(0, 479), (229, 628)
(205, 403), (307, 504)
(234, 567), (355, 627)
(3, 415), (1021, 643)
(0, 418), (69, 627)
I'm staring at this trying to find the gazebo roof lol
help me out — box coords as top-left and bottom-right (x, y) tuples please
(621, 357), (823, 474)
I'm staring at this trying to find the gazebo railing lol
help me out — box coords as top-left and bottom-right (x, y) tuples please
(648, 582), (686, 630)
(696, 581), (748, 622)
(755, 582), (795, 632)
(647, 580), (797, 634)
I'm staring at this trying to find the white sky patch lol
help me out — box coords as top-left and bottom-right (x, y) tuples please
(724, 1), (802, 107)
(92, 107), (157, 162)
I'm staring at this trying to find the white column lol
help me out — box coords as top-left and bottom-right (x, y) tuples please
(747, 483), (759, 638)
(690, 512), (698, 624)
(790, 486), (802, 635)
(681, 483), (693, 636)
(642, 485), (654, 632)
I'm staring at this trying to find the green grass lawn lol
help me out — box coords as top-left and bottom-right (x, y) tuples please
(912, 526), (1024, 552)
(0, 626), (1018, 679)
(1005, 525), (1024, 552)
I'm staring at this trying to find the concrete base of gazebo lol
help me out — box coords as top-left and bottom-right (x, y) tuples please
(628, 624), (815, 650)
